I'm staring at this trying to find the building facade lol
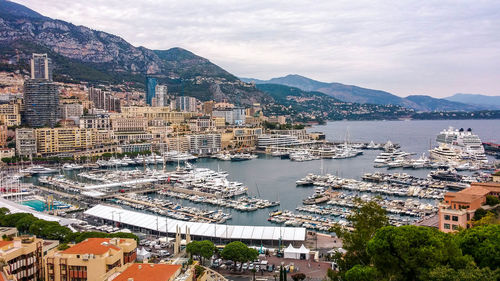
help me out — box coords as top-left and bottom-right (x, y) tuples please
(0, 236), (43, 281)
(23, 79), (59, 127)
(60, 103), (83, 120)
(187, 134), (221, 155)
(30, 53), (52, 80)
(15, 128), (37, 157)
(35, 127), (95, 156)
(88, 88), (121, 112)
(0, 103), (21, 127)
(438, 182), (500, 233)
(153, 85), (168, 107)
(44, 238), (137, 281)
(212, 107), (245, 125)
(175, 96), (197, 112)
(146, 77), (157, 106)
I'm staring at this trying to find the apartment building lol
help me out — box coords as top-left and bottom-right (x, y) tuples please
(0, 103), (21, 126)
(110, 116), (147, 133)
(212, 107), (245, 125)
(188, 117), (216, 133)
(0, 124), (7, 148)
(35, 127), (95, 157)
(438, 182), (500, 232)
(80, 114), (112, 131)
(88, 88), (121, 112)
(60, 103), (83, 120)
(231, 128), (263, 148)
(121, 107), (197, 124)
(269, 129), (309, 140)
(0, 236), (43, 281)
(15, 128), (37, 157)
(44, 238), (137, 281)
(186, 134), (221, 155)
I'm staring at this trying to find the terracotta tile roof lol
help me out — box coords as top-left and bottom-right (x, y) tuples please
(460, 186), (490, 196)
(0, 240), (13, 248)
(62, 238), (121, 255)
(472, 182), (500, 192)
(113, 264), (181, 281)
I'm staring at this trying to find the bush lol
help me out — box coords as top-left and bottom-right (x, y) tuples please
(485, 195), (500, 206)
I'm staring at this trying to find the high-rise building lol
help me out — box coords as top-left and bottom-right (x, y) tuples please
(23, 79), (59, 127)
(88, 87), (121, 112)
(30, 53), (52, 81)
(153, 84), (168, 107)
(175, 96), (197, 112)
(146, 77), (157, 106)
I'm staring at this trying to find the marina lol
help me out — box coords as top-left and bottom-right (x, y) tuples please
(4, 120), (499, 231)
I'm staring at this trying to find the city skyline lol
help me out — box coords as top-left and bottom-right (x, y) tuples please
(14, 0), (500, 98)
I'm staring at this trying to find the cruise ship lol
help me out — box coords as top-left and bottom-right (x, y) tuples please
(435, 127), (487, 162)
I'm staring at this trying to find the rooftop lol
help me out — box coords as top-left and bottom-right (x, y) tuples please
(112, 264), (181, 281)
(0, 241), (13, 249)
(62, 238), (120, 255)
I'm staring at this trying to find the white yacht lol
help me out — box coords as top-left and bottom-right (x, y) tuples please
(429, 144), (460, 163)
(20, 165), (59, 174)
(62, 163), (84, 170)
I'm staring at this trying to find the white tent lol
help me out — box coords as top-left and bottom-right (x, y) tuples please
(137, 247), (151, 261)
(284, 244), (310, 260)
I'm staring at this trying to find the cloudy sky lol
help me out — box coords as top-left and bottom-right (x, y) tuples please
(16, 0), (500, 97)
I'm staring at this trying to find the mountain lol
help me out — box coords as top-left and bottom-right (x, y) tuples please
(0, 0), (270, 105)
(404, 95), (494, 112)
(445, 94), (500, 108)
(256, 84), (415, 121)
(244, 74), (493, 112)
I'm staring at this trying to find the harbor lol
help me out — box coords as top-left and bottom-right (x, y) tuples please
(2, 120), (498, 232)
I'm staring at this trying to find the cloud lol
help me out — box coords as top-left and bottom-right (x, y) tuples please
(14, 0), (500, 97)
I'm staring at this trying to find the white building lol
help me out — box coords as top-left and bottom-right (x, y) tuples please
(175, 96), (198, 112)
(212, 107), (245, 125)
(60, 103), (83, 120)
(187, 134), (221, 155)
(257, 134), (301, 148)
(153, 85), (169, 107)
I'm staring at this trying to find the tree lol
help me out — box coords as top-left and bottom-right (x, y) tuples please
(186, 240), (215, 265)
(329, 200), (389, 280)
(473, 208), (488, 221)
(15, 214), (38, 233)
(485, 195), (500, 206)
(366, 225), (473, 281)
(428, 265), (499, 281)
(344, 265), (378, 281)
(220, 241), (258, 270)
(457, 224), (500, 269)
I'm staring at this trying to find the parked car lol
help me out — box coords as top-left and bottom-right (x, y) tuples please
(242, 263), (248, 270)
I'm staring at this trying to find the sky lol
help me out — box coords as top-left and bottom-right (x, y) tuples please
(15, 0), (500, 98)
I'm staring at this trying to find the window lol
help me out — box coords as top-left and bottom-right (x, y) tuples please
(452, 216), (458, 222)
(444, 215), (450, 220)
(444, 224), (450, 229)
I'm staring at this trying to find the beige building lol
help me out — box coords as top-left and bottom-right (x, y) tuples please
(0, 103), (21, 127)
(121, 107), (197, 124)
(110, 115), (147, 133)
(35, 127), (95, 156)
(44, 238), (137, 281)
(0, 236), (43, 281)
(231, 127), (263, 148)
(188, 117), (216, 133)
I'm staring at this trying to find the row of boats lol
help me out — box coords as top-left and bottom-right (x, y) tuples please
(115, 193), (232, 223)
(214, 153), (258, 161)
(158, 189), (280, 212)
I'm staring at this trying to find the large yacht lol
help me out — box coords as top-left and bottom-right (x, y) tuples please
(20, 165), (59, 175)
(429, 144), (459, 163)
(436, 127), (487, 161)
